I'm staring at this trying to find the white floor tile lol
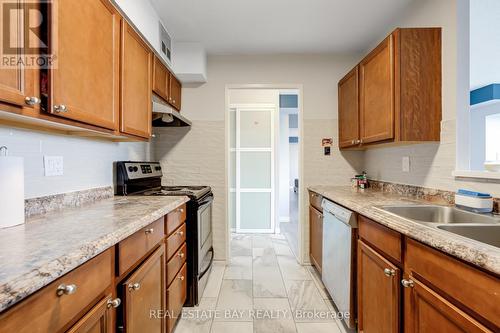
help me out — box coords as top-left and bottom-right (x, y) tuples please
(203, 262), (226, 298)
(215, 279), (253, 321)
(210, 321), (253, 333)
(296, 322), (342, 333)
(277, 255), (312, 280)
(223, 256), (252, 280)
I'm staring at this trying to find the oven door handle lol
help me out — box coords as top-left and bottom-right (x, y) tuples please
(199, 247), (214, 279)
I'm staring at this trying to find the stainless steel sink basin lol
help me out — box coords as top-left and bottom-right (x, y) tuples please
(376, 205), (500, 248)
(379, 205), (500, 224)
(437, 225), (500, 248)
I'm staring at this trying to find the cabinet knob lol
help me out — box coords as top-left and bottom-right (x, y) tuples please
(178, 275), (185, 281)
(177, 231), (184, 237)
(401, 279), (415, 288)
(151, 134), (156, 138)
(107, 298), (121, 309)
(56, 283), (77, 296)
(128, 282), (141, 291)
(53, 104), (68, 113)
(383, 268), (396, 277)
(173, 99), (176, 104)
(178, 252), (185, 258)
(145, 228), (154, 234)
(179, 208), (184, 213)
(25, 96), (41, 106)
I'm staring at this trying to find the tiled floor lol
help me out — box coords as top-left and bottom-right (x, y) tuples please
(174, 234), (347, 333)
(280, 189), (299, 257)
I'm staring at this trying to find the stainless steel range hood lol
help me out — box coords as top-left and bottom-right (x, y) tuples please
(152, 94), (192, 127)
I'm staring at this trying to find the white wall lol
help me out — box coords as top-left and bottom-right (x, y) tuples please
(470, 0), (500, 89)
(154, 54), (364, 262)
(363, 0), (500, 198)
(0, 126), (151, 198)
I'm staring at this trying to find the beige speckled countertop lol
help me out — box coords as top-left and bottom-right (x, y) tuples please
(0, 195), (189, 313)
(309, 185), (500, 276)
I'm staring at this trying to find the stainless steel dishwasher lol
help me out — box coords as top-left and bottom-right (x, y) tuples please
(321, 198), (357, 330)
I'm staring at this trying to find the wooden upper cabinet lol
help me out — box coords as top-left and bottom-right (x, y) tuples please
(358, 240), (400, 333)
(50, 0), (120, 130)
(169, 73), (182, 111)
(340, 28), (441, 149)
(122, 245), (165, 333)
(360, 35), (394, 144)
(0, 0), (39, 109)
(120, 21), (152, 139)
(338, 66), (359, 148)
(153, 56), (169, 101)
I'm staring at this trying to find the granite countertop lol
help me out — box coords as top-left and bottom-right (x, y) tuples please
(0, 195), (189, 313)
(309, 185), (500, 276)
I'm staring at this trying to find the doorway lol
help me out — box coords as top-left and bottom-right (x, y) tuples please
(226, 86), (302, 261)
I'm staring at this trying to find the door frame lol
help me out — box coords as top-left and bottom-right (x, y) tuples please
(225, 84), (305, 263)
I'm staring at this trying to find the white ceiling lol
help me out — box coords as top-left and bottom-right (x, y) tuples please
(150, 0), (414, 55)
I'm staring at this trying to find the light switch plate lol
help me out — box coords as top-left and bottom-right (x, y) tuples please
(44, 156), (64, 176)
(402, 156), (410, 173)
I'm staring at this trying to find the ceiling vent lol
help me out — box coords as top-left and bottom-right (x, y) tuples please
(159, 22), (172, 65)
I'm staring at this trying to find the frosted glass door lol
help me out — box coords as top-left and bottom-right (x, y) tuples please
(230, 105), (275, 233)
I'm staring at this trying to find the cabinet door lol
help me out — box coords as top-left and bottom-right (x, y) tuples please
(166, 263), (187, 333)
(309, 206), (323, 273)
(358, 240), (400, 333)
(338, 66), (359, 148)
(359, 35), (394, 144)
(0, 0), (38, 109)
(66, 295), (114, 333)
(153, 56), (169, 101)
(169, 73), (181, 110)
(50, 0), (120, 130)
(123, 245), (165, 333)
(404, 276), (491, 333)
(120, 21), (152, 138)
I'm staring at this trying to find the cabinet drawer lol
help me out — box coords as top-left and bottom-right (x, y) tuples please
(167, 243), (187, 286)
(405, 239), (500, 329)
(0, 249), (112, 333)
(118, 217), (165, 276)
(309, 191), (323, 211)
(359, 215), (402, 264)
(166, 204), (187, 236)
(166, 263), (187, 333)
(166, 223), (186, 260)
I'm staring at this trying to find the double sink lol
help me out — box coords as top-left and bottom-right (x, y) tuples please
(377, 205), (500, 248)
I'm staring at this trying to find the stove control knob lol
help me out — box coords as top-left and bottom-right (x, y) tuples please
(155, 166), (161, 171)
(133, 166), (139, 172)
(128, 166), (134, 172)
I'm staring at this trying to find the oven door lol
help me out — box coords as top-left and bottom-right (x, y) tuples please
(197, 195), (213, 275)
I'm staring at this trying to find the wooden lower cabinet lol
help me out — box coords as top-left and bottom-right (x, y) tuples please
(122, 245), (165, 333)
(404, 276), (491, 333)
(309, 205), (323, 273)
(357, 240), (400, 333)
(166, 263), (187, 333)
(67, 295), (114, 333)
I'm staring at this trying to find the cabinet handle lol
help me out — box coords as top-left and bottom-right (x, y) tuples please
(177, 230), (184, 237)
(107, 298), (121, 309)
(178, 275), (185, 281)
(383, 268), (396, 277)
(173, 99), (176, 104)
(351, 140), (355, 145)
(179, 208), (184, 213)
(145, 228), (154, 234)
(24, 96), (41, 106)
(128, 282), (141, 291)
(401, 279), (415, 288)
(177, 252), (185, 258)
(151, 134), (156, 138)
(53, 104), (68, 113)
(56, 283), (77, 296)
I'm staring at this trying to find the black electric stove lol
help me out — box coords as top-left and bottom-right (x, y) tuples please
(114, 161), (214, 306)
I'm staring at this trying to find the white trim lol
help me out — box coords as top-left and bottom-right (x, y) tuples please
(230, 148), (272, 152)
(279, 216), (291, 223)
(225, 84), (305, 264)
(453, 170), (500, 180)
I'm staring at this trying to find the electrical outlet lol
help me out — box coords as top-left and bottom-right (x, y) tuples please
(402, 156), (410, 173)
(44, 156), (64, 176)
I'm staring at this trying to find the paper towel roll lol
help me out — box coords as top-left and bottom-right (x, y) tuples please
(0, 156), (25, 228)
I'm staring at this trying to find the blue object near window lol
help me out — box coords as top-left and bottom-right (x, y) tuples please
(280, 94), (298, 108)
(289, 136), (299, 143)
(470, 84), (500, 106)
